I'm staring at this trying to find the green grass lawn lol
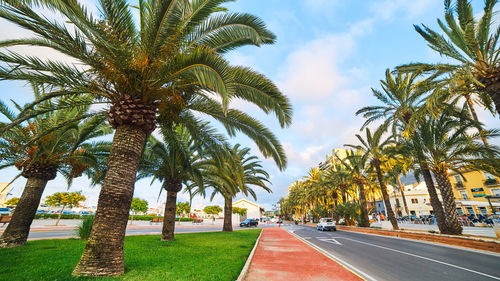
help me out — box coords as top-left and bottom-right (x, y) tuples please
(0, 229), (261, 281)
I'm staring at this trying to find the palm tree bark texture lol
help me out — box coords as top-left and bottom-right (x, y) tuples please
(397, 175), (411, 217)
(433, 170), (463, 235)
(420, 164), (449, 234)
(373, 161), (399, 230)
(0, 164), (56, 248)
(223, 195), (233, 232)
(161, 179), (182, 241)
(356, 182), (370, 227)
(73, 124), (149, 277)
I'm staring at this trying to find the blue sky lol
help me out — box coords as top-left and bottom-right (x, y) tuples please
(1, 0), (498, 211)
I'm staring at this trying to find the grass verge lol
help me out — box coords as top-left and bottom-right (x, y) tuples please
(0, 229), (261, 281)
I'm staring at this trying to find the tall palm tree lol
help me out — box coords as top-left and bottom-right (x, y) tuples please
(416, 110), (500, 234)
(357, 68), (450, 232)
(0, 1), (290, 276)
(337, 150), (371, 227)
(347, 126), (399, 230)
(138, 121), (225, 241)
(198, 144), (270, 232)
(0, 86), (110, 248)
(398, 0), (500, 116)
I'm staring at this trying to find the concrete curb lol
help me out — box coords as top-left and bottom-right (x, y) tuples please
(337, 225), (500, 244)
(287, 229), (370, 281)
(236, 229), (263, 281)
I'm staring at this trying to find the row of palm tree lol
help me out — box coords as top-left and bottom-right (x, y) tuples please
(281, 0), (500, 236)
(0, 0), (290, 277)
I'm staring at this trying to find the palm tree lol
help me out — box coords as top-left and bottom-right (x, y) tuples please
(415, 110), (499, 234)
(357, 68), (451, 232)
(203, 144), (270, 232)
(0, 1), (290, 276)
(384, 157), (411, 217)
(347, 126), (399, 230)
(0, 86), (109, 248)
(337, 150), (371, 227)
(138, 122), (225, 241)
(356, 69), (426, 135)
(398, 0), (500, 116)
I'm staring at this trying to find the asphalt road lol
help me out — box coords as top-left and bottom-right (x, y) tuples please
(286, 224), (500, 281)
(26, 223), (278, 239)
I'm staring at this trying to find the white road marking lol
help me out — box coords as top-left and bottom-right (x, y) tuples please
(290, 231), (378, 281)
(337, 236), (500, 280)
(318, 238), (343, 245)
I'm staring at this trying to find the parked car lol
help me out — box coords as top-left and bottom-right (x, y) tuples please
(0, 208), (11, 216)
(240, 219), (258, 227)
(36, 210), (48, 214)
(317, 218), (336, 231)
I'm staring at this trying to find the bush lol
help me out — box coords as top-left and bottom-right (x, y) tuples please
(35, 214), (83, 219)
(76, 215), (94, 240)
(129, 215), (195, 221)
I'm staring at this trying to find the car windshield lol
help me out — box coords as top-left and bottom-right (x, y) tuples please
(244, 219), (252, 222)
(324, 219), (333, 222)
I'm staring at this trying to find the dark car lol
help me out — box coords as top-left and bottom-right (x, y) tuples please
(240, 219), (258, 227)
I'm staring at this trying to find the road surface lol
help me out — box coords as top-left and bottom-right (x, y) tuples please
(286, 224), (500, 281)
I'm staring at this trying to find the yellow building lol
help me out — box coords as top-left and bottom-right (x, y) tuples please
(448, 170), (500, 215)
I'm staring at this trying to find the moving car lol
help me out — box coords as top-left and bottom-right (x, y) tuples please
(317, 218), (336, 231)
(240, 219), (258, 227)
(0, 208), (11, 216)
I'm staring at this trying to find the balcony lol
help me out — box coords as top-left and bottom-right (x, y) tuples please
(484, 178), (499, 187)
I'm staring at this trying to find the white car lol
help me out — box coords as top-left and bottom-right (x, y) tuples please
(317, 218), (336, 231)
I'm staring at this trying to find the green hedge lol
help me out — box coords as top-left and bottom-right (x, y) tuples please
(34, 214), (196, 221)
(130, 215), (195, 221)
(34, 214), (88, 219)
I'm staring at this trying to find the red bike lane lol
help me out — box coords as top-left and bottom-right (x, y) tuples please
(245, 227), (363, 281)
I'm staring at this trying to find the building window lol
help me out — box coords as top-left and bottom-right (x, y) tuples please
(454, 175), (464, 187)
(492, 189), (500, 197)
(411, 198), (418, 204)
(460, 191), (468, 200)
(466, 207), (474, 214)
(479, 207), (488, 215)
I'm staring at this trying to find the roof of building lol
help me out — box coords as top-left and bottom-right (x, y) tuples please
(232, 198), (264, 210)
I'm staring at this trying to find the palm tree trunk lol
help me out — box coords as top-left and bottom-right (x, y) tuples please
(480, 76), (500, 116)
(357, 183), (370, 227)
(397, 175), (410, 217)
(419, 163), (448, 234)
(0, 177), (49, 248)
(374, 163), (399, 230)
(433, 170), (462, 235)
(223, 195), (233, 232)
(73, 125), (148, 277)
(465, 94), (489, 147)
(161, 180), (181, 241)
(55, 205), (65, 226)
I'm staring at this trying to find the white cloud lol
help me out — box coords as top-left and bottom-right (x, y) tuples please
(370, 0), (437, 21)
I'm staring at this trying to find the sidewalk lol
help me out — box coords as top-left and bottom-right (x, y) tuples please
(244, 227), (362, 281)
